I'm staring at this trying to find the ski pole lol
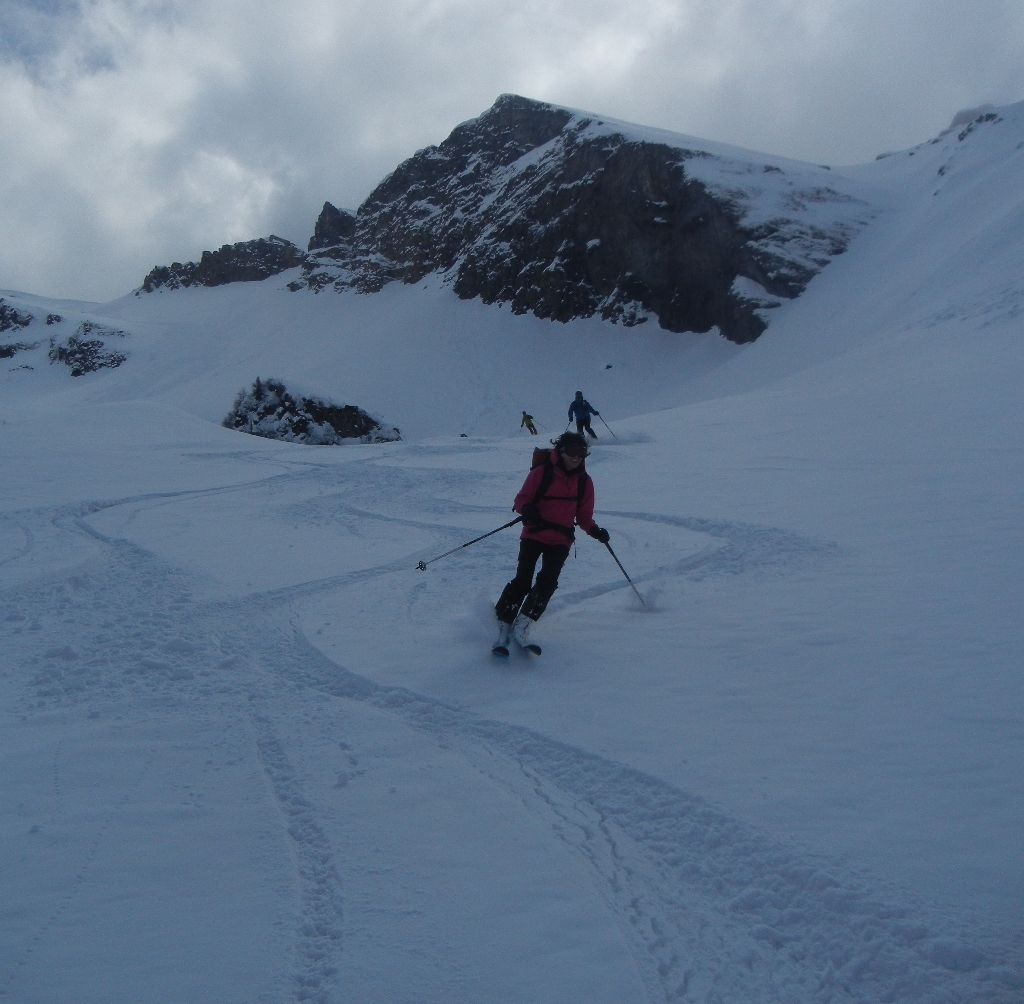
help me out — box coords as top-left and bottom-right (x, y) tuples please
(597, 414), (618, 439)
(603, 541), (645, 605)
(416, 517), (522, 570)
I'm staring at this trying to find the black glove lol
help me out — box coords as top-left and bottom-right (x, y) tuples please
(593, 411), (600, 416)
(589, 526), (610, 544)
(520, 503), (541, 527)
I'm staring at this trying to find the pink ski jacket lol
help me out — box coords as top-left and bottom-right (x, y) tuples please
(513, 450), (597, 545)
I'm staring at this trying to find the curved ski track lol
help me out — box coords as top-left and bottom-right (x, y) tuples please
(1, 479), (1021, 1004)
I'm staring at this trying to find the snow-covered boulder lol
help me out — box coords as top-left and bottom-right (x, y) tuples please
(222, 377), (401, 445)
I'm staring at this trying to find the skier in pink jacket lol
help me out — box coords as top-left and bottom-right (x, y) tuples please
(493, 432), (610, 653)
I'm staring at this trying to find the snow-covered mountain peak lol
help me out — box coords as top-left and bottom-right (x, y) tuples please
(131, 95), (876, 344)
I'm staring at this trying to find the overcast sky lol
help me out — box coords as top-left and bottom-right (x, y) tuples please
(1, 0), (1022, 301)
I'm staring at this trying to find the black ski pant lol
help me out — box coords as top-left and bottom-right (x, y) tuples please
(495, 538), (570, 623)
(575, 418), (597, 437)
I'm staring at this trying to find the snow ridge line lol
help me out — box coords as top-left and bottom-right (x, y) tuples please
(271, 626), (1022, 1004)
(250, 715), (344, 1004)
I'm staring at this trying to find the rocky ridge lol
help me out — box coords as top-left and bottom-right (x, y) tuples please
(141, 95), (877, 343)
(140, 236), (303, 292)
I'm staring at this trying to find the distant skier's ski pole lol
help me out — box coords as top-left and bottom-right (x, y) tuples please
(416, 517), (522, 570)
(597, 414), (618, 439)
(603, 541), (645, 604)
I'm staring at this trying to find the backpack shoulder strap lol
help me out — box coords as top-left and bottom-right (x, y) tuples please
(532, 459), (555, 505)
(577, 471), (589, 505)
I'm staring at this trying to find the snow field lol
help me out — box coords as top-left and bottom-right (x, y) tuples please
(2, 406), (1020, 1001)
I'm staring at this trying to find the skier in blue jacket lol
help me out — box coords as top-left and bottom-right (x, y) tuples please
(568, 391), (599, 438)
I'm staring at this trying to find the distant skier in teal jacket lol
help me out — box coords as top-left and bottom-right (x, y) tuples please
(568, 391), (599, 438)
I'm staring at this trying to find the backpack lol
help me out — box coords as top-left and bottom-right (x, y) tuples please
(529, 447), (589, 519)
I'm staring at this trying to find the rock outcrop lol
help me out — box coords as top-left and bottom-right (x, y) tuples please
(308, 203), (357, 251)
(0, 298), (34, 333)
(223, 378), (401, 445)
(140, 236), (303, 292)
(0, 340), (38, 359)
(48, 322), (128, 376)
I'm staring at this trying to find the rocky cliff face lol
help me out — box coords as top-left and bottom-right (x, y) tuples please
(307, 203), (357, 251)
(140, 236), (303, 292)
(301, 96), (874, 343)
(142, 95), (875, 343)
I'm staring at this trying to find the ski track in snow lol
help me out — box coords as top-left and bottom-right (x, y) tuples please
(1, 485), (1022, 1004)
(249, 715), (345, 1003)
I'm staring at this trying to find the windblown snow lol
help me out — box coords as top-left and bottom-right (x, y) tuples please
(1, 102), (1022, 1003)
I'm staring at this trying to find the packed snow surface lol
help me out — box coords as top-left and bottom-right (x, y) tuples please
(1, 102), (1022, 1002)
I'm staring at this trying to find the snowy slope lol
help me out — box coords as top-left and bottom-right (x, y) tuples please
(1, 103), (1023, 1003)
(0, 273), (746, 440)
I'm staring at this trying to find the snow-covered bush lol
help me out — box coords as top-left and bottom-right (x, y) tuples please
(222, 378), (401, 445)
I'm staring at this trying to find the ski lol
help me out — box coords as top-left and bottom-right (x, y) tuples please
(516, 640), (542, 656)
(491, 643), (510, 657)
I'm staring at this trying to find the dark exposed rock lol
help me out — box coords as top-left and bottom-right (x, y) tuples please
(0, 298), (33, 333)
(45, 314), (63, 324)
(140, 235), (303, 292)
(291, 94), (872, 343)
(48, 322), (128, 376)
(0, 340), (38, 359)
(308, 202), (357, 251)
(957, 112), (1002, 144)
(223, 377), (401, 445)
(292, 204), (359, 291)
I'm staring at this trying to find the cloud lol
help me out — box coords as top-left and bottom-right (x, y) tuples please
(1, 0), (1022, 300)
